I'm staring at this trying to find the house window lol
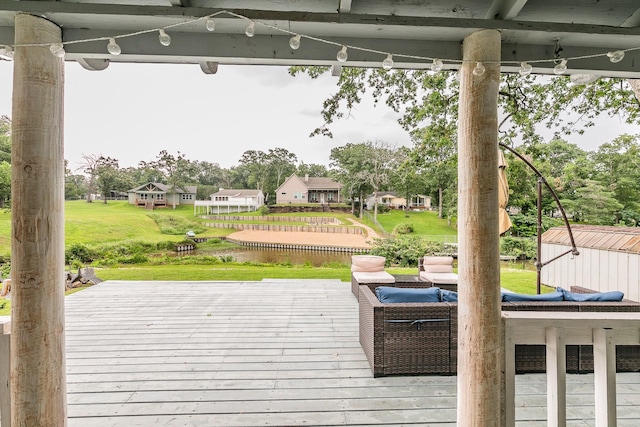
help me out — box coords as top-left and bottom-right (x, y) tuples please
(157, 194), (164, 200)
(215, 196), (228, 202)
(328, 193), (334, 201)
(181, 194), (193, 200)
(294, 192), (304, 199)
(310, 193), (317, 202)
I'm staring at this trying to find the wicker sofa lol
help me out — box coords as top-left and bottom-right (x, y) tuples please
(358, 285), (640, 377)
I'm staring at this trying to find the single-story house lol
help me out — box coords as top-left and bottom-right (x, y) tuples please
(541, 224), (640, 301)
(276, 174), (343, 205)
(128, 182), (197, 208)
(194, 188), (264, 214)
(365, 192), (431, 210)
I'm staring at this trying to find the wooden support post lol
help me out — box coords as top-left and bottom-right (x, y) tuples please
(546, 327), (567, 427)
(11, 13), (68, 426)
(457, 29), (502, 426)
(0, 318), (10, 427)
(593, 328), (617, 427)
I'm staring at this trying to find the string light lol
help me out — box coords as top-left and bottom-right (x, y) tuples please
(245, 21), (255, 37)
(519, 62), (532, 76)
(553, 59), (568, 75)
(607, 50), (625, 63)
(382, 54), (394, 70)
(107, 38), (121, 56)
(336, 46), (348, 63)
(473, 62), (485, 76)
(289, 34), (301, 50)
(49, 42), (65, 58)
(0, 9), (634, 76)
(205, 17), (216, 32)
(0, 45), (13, 60)
(158, 29), (171, 46)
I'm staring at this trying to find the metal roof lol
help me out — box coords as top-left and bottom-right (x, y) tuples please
(542, 225), (640, 254)
(212, 188), (262, 197)
(2, 1), (640, 76)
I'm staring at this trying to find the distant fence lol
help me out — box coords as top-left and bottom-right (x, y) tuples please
(204, 223), (363, 234)
(204, 215), (339, 224)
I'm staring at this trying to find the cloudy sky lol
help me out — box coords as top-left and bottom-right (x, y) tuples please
(1, 59), (638, 172)
(0, 60), (411, 170)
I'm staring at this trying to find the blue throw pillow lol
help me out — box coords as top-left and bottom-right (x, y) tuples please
(557, 287), (624, 302)
(375, 286), (441, 303)
(440, 289), (458, 302)
(501, 291), (564, 302)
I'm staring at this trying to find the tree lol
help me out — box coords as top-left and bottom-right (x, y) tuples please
(0, 115), (11, 163)
(238, 150), (270, 199)
(297, 162), (328, 177)
(94, 156), (121, 204)
(329, 143), (373, 217)
(391, 147), (426, 217)
(590, 134), (640, 220)
(0, 161), (10, 208)
(78, 153), (103, 202)
(561, 180), (623, 225)
(267, 148), (298, 190)
(363, 141), (398, 223)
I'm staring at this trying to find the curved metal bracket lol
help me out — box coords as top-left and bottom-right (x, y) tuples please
(498, 142), (580, 293)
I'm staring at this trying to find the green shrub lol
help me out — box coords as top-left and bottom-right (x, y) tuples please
(369, 236), (446, 267)
(65, 243), (96, 264)
(393, 223), (414, 235)
(257, 205), (270, 215)
(500, 236), (536, 259)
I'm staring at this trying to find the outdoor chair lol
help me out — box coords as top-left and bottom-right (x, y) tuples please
(350, 255), (394, 299)
(418, 256), (458, 290)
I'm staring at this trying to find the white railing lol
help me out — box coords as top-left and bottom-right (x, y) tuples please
(502, 311), (640, 427)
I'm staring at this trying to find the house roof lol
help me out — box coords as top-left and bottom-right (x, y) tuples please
(212, 189), (262, 197)
(542, 225), (640, 254)
(304, 177), (341, 190)
(129, 182), (196, 194)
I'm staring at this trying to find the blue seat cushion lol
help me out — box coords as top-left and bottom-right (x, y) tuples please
(501, 291), (564, 302)
(557, 287), (624, 302)
(440, 289), (458, 302)
(375, 286), (441, 303)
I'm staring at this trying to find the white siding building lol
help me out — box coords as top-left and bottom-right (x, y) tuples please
(541, 225), (640, 301)
(194, 189), (264, 215)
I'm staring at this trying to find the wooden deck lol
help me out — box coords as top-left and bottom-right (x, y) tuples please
(62, 280), (640, 426)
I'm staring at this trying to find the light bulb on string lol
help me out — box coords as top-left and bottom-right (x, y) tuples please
(382, 54), (394, 70)
(289, 34), (301, 50)
(49, 42), (66, 58)
(519, 62), (532, 76)
(158, 29), (171, 46)
(0, 45), (13, 60)
(431, 58), (443, 72)
(472, 62), (485, 76)
(607, 50), (625, 63)
(107, 38), (121, 55)
(245, 21), (255, 37)
(205, 17), (216, 32)
(553, 59), (568, 75)
(336, 46), (348, 63)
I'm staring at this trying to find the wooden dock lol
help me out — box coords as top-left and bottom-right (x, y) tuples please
(62, 280), (640, 426)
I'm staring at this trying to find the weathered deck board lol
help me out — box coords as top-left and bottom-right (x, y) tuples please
(61, 280), (640, 426)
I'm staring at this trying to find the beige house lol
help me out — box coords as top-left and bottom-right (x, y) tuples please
(128, 182), (197, 208)
(365, 191), (431, 210)
(275, 174), (343, 205)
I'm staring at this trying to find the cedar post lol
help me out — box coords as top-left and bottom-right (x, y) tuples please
(11, 13), (68, 426)
(456, 29), (502, 425)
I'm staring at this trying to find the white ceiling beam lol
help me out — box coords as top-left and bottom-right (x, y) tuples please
(621, 7), (640, 27)
(339, 0), (352, 14)
(485, 0), (529, 20)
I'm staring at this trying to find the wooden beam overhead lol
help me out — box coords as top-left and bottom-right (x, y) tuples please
(485, 0), (529, 20)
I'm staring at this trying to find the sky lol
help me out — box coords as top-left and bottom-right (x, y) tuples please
(1, 59), (639, 173)
(0, 60), (412, 171)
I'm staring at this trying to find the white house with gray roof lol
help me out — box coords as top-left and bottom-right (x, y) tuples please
(194, 188), (264, 215)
